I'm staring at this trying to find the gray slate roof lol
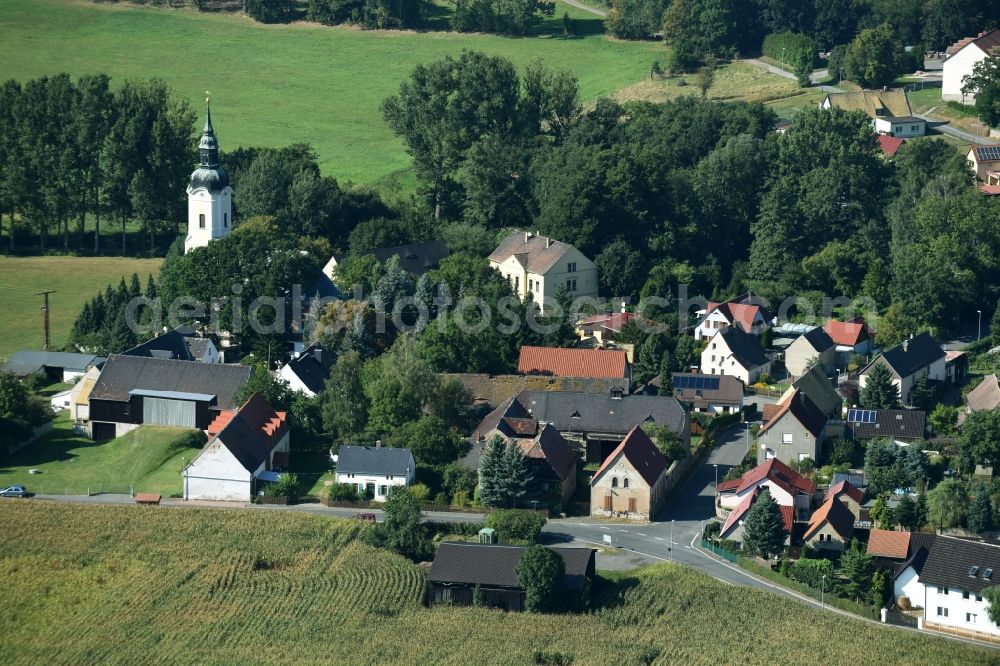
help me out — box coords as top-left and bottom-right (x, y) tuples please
(122, 330), (194, 362)
(792, 366), (843, 418)
(336, 445), (414, 476)
(283, 344), (334, 394)
(89, 355), (250, 409)
(848, 409), (926, 440)
(428, 542), (595, 590)
(719, 327), (769, 369)
(2, 351), (101, 377)
(799, 326), (835, 353)
(864, 332), (945, 379)
(476, 391), (688, 439)
(918, 535), (1000, 595)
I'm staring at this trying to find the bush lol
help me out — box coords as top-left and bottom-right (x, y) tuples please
(790, 557), (834, 589)
(327, 483), (359, 501)
(177, 430), (208, 450)
(762, 32), (818, 69)
(485, 509), (547, 543)
(262, 473), (298, 500)
(410, 483), (431, 502)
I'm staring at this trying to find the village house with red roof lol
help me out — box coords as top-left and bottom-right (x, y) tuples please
(693, 291), (773, 341)
(823, 316), (873, 358)
(716, 458), (816, 522)
(518, 345), (630, 386)
(803, 495), (856, 552)
(718, 487), (794, 549)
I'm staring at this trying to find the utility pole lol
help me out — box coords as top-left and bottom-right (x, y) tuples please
(36, 290), (55, 350)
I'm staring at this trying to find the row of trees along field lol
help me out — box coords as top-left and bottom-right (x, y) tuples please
(604, 0), (1000, 51)
(0, 75), (194, 254)
(172, 0), (559, 36)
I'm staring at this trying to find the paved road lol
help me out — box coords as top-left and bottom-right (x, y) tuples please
(916, 110), (994, 145)
(742, 59), (844, 94)
(561, 0), (606, 17)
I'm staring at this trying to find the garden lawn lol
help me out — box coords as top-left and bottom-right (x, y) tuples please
(0, 0), (664, 183)
(0, 412), (201, 497)
(0, 501), (994, 664)
(0, 255), (162, 361)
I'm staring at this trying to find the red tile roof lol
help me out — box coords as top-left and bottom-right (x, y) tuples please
(804, 496), (855, 541)
(825, 479), (864, 505)
(736, 457), (816, 497)
(981, 184), (1000, 196)
(518, 423), (576, 481)
(971, 144), (1000, 163)
(877, 134), (905, 157)
(761, 404), (780, 422)
(518, 346), (628, 379)
(716, 478), (742, 492)
(721, 487), (793, 535)
(947, 29), (1000, 56)
(823, 318), (869, 347)
(592, 426), (668, 488)
(502, 417), (538, 437)
(867, 529), (911, 559)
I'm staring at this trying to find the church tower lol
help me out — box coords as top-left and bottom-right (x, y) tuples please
(185, 100), (232, 254)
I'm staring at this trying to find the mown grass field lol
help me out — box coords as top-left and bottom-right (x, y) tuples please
(0, 255), (162, 361)
(0, 0), (664, 184)
(0, 413), (200, 497)
(0, 502), (994, 665)
(613, 62), (801, 106)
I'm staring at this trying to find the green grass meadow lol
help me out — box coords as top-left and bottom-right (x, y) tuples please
(0, 501), (994, 664)
(0, 412), (201, 496)
(0, 0), (664, 183)
(0, 255), (162, 361)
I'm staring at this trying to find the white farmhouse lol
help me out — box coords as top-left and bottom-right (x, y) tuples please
(891, 535), (1000, 639)
(182, 393), (290, 502)
(335, 445), (415, 501)
(942, 29), (1000, 103)
(821, 89), (926, 138)
(488, 230), (598, 313)
(857, 332), (946, 407)
(277, 344), (333, 397)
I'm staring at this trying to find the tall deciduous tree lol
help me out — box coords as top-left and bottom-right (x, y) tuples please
(843, 23), (905, 89)
(322, 351), (370, 439)
(926, 478), (968, 530)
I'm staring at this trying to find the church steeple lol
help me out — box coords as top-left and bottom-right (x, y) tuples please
(198, 99), (220, 168)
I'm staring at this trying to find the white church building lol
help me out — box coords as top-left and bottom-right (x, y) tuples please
(185, 102), (233, 254)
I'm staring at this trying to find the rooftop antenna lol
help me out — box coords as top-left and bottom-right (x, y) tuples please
(36, 290), (55, 350)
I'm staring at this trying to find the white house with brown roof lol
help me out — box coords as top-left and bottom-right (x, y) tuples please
(590, 426), (669, 521)
(488, 230), (598, 313)
(943, 29), (1000, 103)
(821, 89), (926, 138)
(823, 317), (873, 357)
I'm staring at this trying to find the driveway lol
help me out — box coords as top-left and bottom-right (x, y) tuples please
(561, 0), (606, 17)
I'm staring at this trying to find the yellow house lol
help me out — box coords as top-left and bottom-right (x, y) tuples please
(488, 231), (598, 313)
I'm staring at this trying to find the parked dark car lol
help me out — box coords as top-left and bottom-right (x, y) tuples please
(355, 512), (376, 522)
(1, 485), (28, 498)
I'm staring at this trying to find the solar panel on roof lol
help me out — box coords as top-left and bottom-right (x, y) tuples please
(978, 146), (1000, 161)
(848, 409), (878, 424)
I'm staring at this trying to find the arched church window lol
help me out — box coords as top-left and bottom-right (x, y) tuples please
(611, 477), (618, 488)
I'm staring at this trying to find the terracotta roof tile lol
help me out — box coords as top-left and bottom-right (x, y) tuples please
(804, 496), (855, 541)
(518, 346), (628, 379)
(721, 488), (793, 536)
(877, 135), (905, 157)
(579, 312), (652, 334)
(825, 479), (864, 505)
(867, 529), (911, 559)
(716, 478), (742, 492)
(823, 318), (869, 347)
(736, 458), (816, 497)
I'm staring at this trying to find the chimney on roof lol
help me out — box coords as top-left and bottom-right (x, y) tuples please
(375, 439), (382, 448)
(524, 231), (531, 242)
(621, 301), (626, 314)
(903, 340), (909, 353)
(545, 237), (552, 248)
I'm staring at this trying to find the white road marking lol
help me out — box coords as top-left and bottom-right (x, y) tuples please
(637, 533), (648, 537)
(654, 537), (665, 541)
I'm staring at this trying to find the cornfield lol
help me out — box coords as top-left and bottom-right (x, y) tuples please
(0, 502), (994, 665)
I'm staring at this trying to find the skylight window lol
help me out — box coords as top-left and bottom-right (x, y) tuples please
(984, 568), (993, 580)
(970, 566), (979, 577)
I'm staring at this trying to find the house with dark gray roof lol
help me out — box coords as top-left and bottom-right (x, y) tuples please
(847, 409), (926, 442)
(471, 389), (689, 464)
(859, 333), (946, 407)
(784, 326), (836, 378)
(790, 366), (843, 419)
(428, 542), (595, 611)
(488, 230), (597, 314)
(892, 535), (1000, 638)
(86, 355), (251, 440)
(334, 445), (415, 502)
(122, 327), (220, 364)
(277, 344), (333, 397)
(701, 327), (771, 385)
(182, 393), (290, 502)
(2, 350), (103, 383)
